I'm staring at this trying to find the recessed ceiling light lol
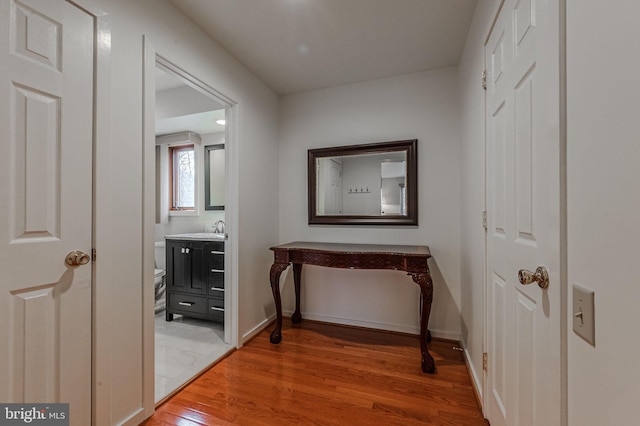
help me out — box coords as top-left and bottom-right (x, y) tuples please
(216, 119), (226, 126)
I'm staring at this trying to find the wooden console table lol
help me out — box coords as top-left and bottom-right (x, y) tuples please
(268, 241), (435, 374)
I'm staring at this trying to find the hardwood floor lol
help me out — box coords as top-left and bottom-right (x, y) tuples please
(142, 319), (487, 425)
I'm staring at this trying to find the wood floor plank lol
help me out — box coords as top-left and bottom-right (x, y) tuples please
(143, 319), (487, 425)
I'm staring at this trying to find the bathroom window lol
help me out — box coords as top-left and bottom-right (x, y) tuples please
(169, 144), (195, 211)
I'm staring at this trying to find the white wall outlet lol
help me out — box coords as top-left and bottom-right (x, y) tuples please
(204, 223), (216, 233)
(572, 284), (595, 345)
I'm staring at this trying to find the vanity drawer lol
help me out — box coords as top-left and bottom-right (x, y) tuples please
(207, 241), (224, 252)
(209, 284), (224, 297)
(208, 270), (224, 292)
(208, 242), (224, 268)
(168, 294), (207, 315)
(209, 253), (224, 271)
(208, 297), (224, 321)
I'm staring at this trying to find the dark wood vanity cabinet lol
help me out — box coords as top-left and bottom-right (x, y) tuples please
(165, 239), (225, 324)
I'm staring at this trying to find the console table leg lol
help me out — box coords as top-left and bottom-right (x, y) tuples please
(270, 263), (290, 344)
(411, 272), (436, 374)
(291, 263), (303, 323)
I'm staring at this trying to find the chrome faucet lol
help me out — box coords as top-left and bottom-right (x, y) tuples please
(214, 219), (225, 234)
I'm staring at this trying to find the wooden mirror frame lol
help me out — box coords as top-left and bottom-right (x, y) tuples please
(308, 139), (418, 226)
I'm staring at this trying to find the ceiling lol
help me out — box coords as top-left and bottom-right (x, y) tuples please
(168, 0), (478, 95)
(155, 109), (225, 136)
(155, 65), (225, 135)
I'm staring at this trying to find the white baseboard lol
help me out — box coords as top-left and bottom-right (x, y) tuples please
(241, 314), (275, 345)
(245, 311), (462, 346)
(283, 310), (460, 341)
(429, 329), (462, 342)
(463, 345), (484, 409)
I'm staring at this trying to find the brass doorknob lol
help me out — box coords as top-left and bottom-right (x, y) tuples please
(518, 266), (549, 289)
(65, 250), (90, 267)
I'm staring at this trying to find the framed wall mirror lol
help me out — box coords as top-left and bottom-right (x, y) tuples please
(204, 144), (225, 210)
(308, 139), (417, 225)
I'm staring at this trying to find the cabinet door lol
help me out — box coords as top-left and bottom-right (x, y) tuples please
(166, 240), (207, 295)
(166, 240), (190, 292)
(188, 241), (207, 295)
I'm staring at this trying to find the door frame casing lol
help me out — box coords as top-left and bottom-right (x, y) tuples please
(71, 1), (113, 425)
(67, 2), (120, 425)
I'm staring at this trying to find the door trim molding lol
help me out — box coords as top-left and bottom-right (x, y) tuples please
(142, 35), (157, 422)
(79, 4), (113, 426)
(559, 0), (568, 424)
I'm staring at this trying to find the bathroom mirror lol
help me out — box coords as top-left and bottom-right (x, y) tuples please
(204, 144), (225, 210)
(308, 139), (417, 225)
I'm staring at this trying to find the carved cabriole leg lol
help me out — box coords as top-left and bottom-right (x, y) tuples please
(410, 272), (436, 374)
(291, 263), (302, 323)
(270, 263), (290, 344)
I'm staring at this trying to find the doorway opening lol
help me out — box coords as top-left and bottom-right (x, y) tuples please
(147, 51), (237, 403)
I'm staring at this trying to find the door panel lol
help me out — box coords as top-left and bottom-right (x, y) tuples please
(514, 67), (536, 242)
(490, 273), (507, 421)
(492, 101), (507, 237)
(0, 1), (94, 424)
(515, 292), (535, 425)
(12, 84), (61, 240)
(168, 242), (190, 292)
(485, 0), (561, 425)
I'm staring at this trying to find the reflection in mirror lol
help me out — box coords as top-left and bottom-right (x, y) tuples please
(205, 144), (225, 210)
(380, 160), (406, 215)
(308, 140), (417, 225)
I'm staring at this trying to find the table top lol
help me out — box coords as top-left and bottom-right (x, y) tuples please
(270, 241), (431, 257)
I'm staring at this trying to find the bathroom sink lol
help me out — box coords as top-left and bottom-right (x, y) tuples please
(164, 233), (225, 241)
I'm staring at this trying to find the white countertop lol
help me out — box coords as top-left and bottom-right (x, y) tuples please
(164, 233), (225, 241)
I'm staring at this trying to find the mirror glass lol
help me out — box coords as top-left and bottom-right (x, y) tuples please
(205, 144), (225, 210)
(308, 140), (417, 225)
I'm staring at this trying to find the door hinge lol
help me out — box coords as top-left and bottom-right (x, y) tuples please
(481, 69), (487, 90)
(91, 248), (97, 262)
(482, 211), (488, 230)
(483, 352), (488, 371)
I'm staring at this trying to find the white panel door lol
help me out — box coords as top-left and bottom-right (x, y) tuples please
(0, 0), (94, 424)
(485, 0), (561, 425)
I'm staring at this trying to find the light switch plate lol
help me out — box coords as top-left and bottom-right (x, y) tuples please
(572, 284), (595, 345)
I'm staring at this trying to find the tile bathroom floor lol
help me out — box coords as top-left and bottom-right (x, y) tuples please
(154, 312), (234, 402)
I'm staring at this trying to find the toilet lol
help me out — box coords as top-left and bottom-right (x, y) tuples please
(154, 242), (166, 312)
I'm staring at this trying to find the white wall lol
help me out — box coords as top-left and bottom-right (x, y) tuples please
(77, 0), (280, 424)
(567, 1), (640, 424)
(278, 69), (462, 339)
(457, 0), (502, 404)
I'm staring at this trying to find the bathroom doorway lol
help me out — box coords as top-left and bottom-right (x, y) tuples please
(144, 40), (237, 404)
